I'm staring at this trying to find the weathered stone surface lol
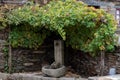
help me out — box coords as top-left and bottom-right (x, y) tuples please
(32, 50), (45, 54)
(24, 63), (34, 66)
(88, 74), (120, 80)
(59, 77), (75, 80)
(88, 77), (112, 80)
(0, 66), (4, 69)
(0, 52), (5, 71)
(10, 73), (86, 80)
(54, 40), (64, 65)
(78, 78), (88, 80)
(41, 77), (57, 80)
(12, 73), (42, 80)
(0, 73), (10, 79)
(12, 45), (53, 72)
(0, 31), (7, 72)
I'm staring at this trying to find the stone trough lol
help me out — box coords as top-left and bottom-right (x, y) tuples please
(42, 65), (66, 77)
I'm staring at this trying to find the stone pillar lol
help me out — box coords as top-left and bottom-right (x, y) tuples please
(54, 40), (64, 65)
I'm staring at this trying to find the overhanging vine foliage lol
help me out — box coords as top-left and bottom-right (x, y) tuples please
(5, 0), (117, 54)
(0, 6), (8, 29)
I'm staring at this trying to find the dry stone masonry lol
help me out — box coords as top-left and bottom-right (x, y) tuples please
(0, 29), (8, 72)
(12, 45), (54, 72)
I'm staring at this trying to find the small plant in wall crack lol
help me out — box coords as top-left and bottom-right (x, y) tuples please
(2, 46), (9, 73)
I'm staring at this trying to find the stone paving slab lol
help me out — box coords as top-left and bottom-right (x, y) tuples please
(0, 72), (10, 80)
(59, 77), (75, 80)
(12, 73), (42, 80)
(78, 78), (88, 80)
(11, 73), (88, 80)
(0, 72), (87, 80)
(41, 77), (76, 80)
(88, 74), (120, 80)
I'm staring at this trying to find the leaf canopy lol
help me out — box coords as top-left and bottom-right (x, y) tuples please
(4, 0), (117, 54)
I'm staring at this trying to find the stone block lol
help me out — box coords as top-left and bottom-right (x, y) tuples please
(11, 73), (23, 80)
(41, 77), (57, 80)
(0, 73), (10, 79)
(88, 74), (120, 80)
(59, 77), (75, 80)
(0, 66), (4, 69)
(0, 40), (6, 44)
(12, 73), (42, 80)
(88, 77), (111, 80)
(40, 77), (76, 80)
(24, 63), (34, 66)
(78, 78), (88, 80)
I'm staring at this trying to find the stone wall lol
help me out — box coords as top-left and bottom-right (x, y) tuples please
(0, 43), (54, 73)
(0, 29), (55, 73)
(100, 3), (120, 35)
(12, 45), (54, 72)
(0, 29), (8, 72)
(0, 49), (5, 72)
(100, 4), (115, 16)
(65, 47), (120, 77)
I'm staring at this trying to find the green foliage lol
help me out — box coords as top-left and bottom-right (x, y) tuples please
(6, 0), (117, 54)
(65, 7), (117, 53)
(9, 26), (48, 49)
(7, 4), (50, 49)
(0, 6), (8, 29)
